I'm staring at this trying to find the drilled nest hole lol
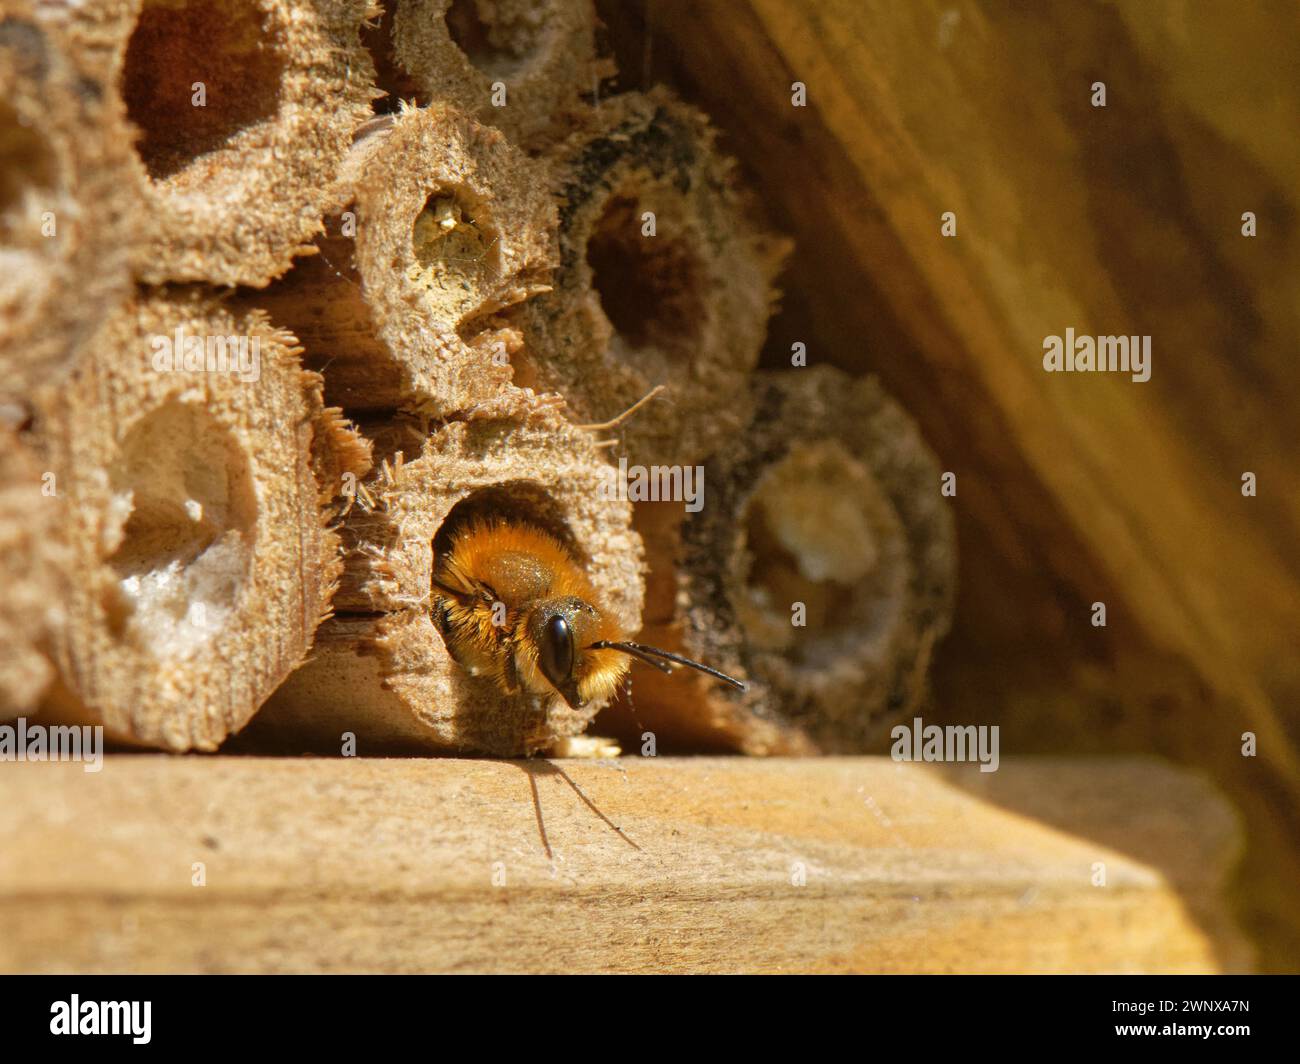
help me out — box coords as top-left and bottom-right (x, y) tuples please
(409, 188), (500, 323)
(0, 98), (58, 245)
(121, 0), (286, 181)
(586, 193), (706, 369)
(433, 480), (583, 567)
(444, 0), (552, 80)
(734, 440), (907, 667)
(101, 399), (257, 660)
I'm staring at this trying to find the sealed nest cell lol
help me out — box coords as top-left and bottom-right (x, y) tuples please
(515, 88), (788, 466)
(255, 102), (556, 413)
(599, 366), (957, 755)
(368, 0), (612, 151)
(32, 288), (370, 750)
(0, 9), (138, 401)
(39, 0), (377, 286)
(251, 391), (644, 756)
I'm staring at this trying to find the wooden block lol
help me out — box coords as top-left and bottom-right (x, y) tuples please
(250, 392), (644, 756)
(253, 102), (556, 413)
(370, 0), (613, 152)
(29, 288), (370, 750)
(0, 755), (1250, 973)
(0, 5), (139, 401)
(37, 0), (378, 286)
(599, 367), (956, 755)
(516, 88), (789, 466)
(0, 425), (68, 716)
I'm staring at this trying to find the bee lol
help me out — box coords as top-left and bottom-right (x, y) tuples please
(432, 517), (745, 709)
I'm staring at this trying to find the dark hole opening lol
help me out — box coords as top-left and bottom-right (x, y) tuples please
(585, 194), (705, 363)
(121, 0), (286, 181)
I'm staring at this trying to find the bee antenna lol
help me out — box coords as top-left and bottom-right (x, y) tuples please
(588, 640), (747, 692)
(594, 642), (673, 675)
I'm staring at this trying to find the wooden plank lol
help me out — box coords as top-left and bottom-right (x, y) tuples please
(0, 755), (1248, 973)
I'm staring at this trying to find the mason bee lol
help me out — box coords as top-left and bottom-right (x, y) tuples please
(432, 518), (745, 709)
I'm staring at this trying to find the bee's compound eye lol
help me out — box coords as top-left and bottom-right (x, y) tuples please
(539, 613), (575, 690)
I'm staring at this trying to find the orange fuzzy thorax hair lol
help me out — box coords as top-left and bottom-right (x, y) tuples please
(438, 520), (602, 607)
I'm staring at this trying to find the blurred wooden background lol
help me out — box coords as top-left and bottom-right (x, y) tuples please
(596, 0), (1300, 970)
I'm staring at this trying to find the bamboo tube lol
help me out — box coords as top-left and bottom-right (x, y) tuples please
(599, 367), (956, 755)
(0, 424), (70, 719)
(31, 288), (371, 751)
(36, 0), (378, 287)
(249, 391), (644, 756)
(254, 102), (556, 413)
(370, 0), (612, 151)
(514, 88), (788, 466)
(0, 7), (138, 400)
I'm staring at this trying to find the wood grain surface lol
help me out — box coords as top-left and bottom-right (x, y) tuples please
(0, 755), (1248, 973)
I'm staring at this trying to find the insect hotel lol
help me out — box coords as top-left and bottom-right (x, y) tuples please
(1, 0), (1293, 976)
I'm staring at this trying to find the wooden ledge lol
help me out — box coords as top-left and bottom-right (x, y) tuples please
(0, 755), (1248, 973)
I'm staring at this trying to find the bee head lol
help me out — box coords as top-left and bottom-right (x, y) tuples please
(523, 597), (747, 712)
(523, 596), (628, 711)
